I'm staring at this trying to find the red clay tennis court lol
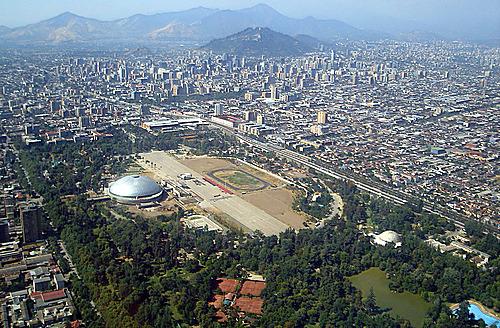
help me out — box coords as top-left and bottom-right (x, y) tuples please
(234, 297), (264, 315)
(240, 280), (266, 297)
(215, 278), (239, 293)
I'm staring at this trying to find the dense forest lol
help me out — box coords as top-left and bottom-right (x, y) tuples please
(15, 127), (499, 327)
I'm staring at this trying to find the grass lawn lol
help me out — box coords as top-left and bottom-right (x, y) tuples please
(214, 170), (266, 189)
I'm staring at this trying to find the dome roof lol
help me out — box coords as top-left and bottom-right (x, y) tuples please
(377, 230), (401, 243)
(109, 175), (162, 199)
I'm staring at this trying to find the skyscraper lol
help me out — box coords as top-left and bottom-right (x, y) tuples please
(256, 114), (265, 125)
(270, 85), (278, 100)
(20, 205), (41, 243)
(119, 65), (129, 83)
(317, 111), (327, 124)
(214, 103), (224, 116)
(0, 220), (9, 243)
(352, 74), (359, 85)
(78, 116), (90, 129)
(244, 111), (256, 122)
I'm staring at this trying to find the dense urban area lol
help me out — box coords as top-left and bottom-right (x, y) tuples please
(0, 36), (499, 328)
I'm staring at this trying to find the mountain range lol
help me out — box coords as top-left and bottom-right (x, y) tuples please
(0, 4), (383, 44)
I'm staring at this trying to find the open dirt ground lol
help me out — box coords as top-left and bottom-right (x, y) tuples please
(140, 152), (289, 236)
(242, 188), (307, 229)
(182, 157), (307, 228)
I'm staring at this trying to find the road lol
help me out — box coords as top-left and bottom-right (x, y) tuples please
(58, 239), (80, 279)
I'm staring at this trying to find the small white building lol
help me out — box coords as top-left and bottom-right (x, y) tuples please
(372, 230), (402, 248)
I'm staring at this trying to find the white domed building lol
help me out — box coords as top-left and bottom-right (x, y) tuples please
(372, 230), (402, 248)
(108, 175), (164, 204)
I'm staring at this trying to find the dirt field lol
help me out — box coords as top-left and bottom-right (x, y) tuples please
(182, 157), (233, 173)
(182, 156), (307, 229)
(141, 152), (289, 236)
(242, 188), (307, 229)
(181, 157), (284, 189)
(283, 168), (308, 179)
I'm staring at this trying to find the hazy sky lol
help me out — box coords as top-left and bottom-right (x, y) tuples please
(1, 0), (499, 38)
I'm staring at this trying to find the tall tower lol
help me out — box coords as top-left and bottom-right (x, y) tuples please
(20, 205), (41, 243)
(214, 103), (224, 116)
(119, 65), (129, 83)
(0, 220), (9, 243)
(352, 73), (359, 85)
(270, 85), (278, 100)
(244, 111), (256, 122)
(256, 114), (265, 125)
(317, 111), (327, 124)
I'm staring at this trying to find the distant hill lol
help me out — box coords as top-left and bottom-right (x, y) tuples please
(0, 4), (380, 44)
(1, 12), (115, 43)
(202, 27), (314, 56)
(115, 7), (217, 39)
(0, 25), (10, 35)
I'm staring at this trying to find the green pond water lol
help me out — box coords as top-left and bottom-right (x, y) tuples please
(349, 267), (431, 328)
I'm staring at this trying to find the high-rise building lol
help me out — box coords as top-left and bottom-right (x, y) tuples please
(139, 104), (150, 116)
(369, 76), (376, 86)
(270, 85), (279, 100)
(214, 103), (224, 116)
(244, 111), (256, 122)
(24, 124), (40, 136)
(244, 92), (254, 101)
(20, 205), (41, 243)
(131, 91), (141, 100)
(310, 124), (325, 136)
(50, 100), (61, 112)
(256, 114), (265, 125)
(75, 107), (86, 117)
(0, 220), (9, 243)
(78, 116), (90, 129)
(352, 74), (359, 85)
(317, 111), (327, 124)
(119, 66), (129, 82)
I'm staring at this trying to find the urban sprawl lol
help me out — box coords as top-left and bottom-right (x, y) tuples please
(0, 39), (498, 326)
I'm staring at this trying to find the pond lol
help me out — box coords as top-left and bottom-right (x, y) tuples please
(349, 267), (431, 328)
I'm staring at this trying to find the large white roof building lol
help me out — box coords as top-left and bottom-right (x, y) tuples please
(108, 175), (163, 204)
